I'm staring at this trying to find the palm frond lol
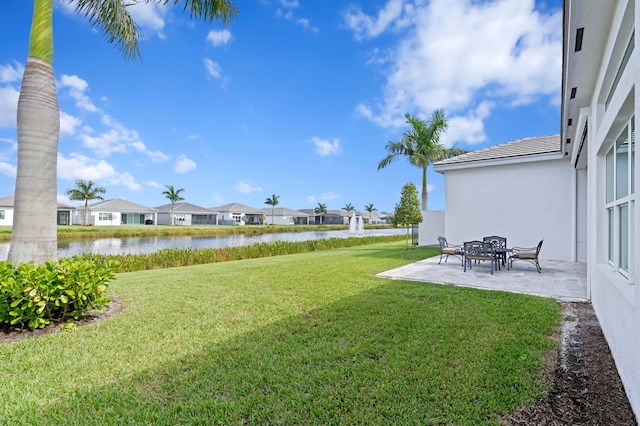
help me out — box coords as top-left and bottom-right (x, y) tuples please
(167, 0), (238, 24)
(71, 0), (143, 60)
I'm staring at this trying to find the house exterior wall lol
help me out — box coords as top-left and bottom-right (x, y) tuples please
(157, 212), (192, 226)
(442, 158), (574, 261)
(574, 0), (640, 415)
(0, 207), (14, 226)
(418, 210), (445, 246)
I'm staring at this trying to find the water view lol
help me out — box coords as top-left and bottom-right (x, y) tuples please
(0, 228), (405, 260)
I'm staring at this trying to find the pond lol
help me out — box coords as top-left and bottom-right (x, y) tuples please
(0, 228), (406, 260)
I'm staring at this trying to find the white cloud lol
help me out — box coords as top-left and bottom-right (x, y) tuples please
(145, 180), (165, 189)
(60, 111), (82, 137)
(174, 154), (196, 173)
(311, 136), (342, 157)
(109, 171), (142, 191)
(57, 153), (117, 181)
(234, 181), (262, 194)
(0, 62), (22, 83)
(348, 0), (562, 144)
(58, 153), (142, 191)
(206, 29), (233, 47)
(76, 114), (169, 161)
(203, 58), (222, 80)
(127, 2), (167, 38)
(0, 162), (16, 177)
(280, 0), (299, 8)
(307, 195), (316, 203)
(275, 7), (317, 32)
(59, 74), (99, 112)
(444, 101), (494, 146)
(0, 86), (19, 128)
(343, 0), (407, 40)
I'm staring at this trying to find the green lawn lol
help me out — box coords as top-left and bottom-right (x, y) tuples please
(0, 242), (561, 425)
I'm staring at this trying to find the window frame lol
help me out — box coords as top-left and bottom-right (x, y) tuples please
(605, 116), (635, 281)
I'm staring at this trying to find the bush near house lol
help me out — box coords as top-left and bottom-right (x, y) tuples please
(0, 258), (118, 330)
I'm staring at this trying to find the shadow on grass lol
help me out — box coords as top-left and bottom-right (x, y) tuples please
(14, 281), (560, 425)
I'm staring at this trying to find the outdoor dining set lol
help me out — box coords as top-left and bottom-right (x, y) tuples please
(437, 236), (544, 274)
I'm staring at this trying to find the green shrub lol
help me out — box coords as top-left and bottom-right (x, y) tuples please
(0, 258), (119, 330)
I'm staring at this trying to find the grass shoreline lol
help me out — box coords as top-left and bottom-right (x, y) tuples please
(0, 224), (393, 241)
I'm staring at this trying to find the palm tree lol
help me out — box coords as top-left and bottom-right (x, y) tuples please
(342, 203), (355, 224)
(264, 194), (280, 225)
(364, 203), (377, 224)
(65, 179), (106, 226)
(378, 111), (467, 211)
(162, 185), (185, 226)
(314, 202), (327, 225)
(8, 0), (237, 265)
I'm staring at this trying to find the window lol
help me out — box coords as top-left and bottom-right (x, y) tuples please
(0, 210), (4, 220)
(605, 117), (635, 279)
(606, 31), (634, 109)
(99, 212), (111, 221)
(232, 213), (242, 223)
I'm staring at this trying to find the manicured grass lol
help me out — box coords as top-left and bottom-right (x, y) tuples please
(0, 242), (561, 424)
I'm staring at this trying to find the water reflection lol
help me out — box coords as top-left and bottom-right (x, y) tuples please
(0, 228), (403, 260)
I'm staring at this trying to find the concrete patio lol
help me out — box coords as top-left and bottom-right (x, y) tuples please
(377, 255), (588, 302)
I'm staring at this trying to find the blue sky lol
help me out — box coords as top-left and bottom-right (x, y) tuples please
(0, 0), (562, 214)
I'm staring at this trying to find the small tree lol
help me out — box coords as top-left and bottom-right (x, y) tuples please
(314, 202), (327, 225)
(393, 183), (423, 249)
(65, 179), (106, 226)
(162, 185), (185, 226)
(364, 203), (377, 224)
(265, 194), (280, 225)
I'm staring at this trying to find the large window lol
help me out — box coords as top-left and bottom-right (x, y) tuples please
(605, 117), (635, 279)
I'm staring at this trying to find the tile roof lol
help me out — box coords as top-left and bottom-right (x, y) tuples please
(260, 207), (310, 217)
(210, 203), (263, 213)
(434, 134), (561, 168)
(88, 198), (156, 213)
(155, 202), (214, 214)
(0, 195), (75, 209)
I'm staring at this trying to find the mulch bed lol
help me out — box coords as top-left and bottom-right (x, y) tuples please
(503, 302), (637, 425)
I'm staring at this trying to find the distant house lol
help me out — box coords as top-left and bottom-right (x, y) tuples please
(359, 210), (391, 225)
(298, 209), (348, 225)
(0, 195), (74, 226)
(260, 207), (310, 225)
(155, 202), (218, 226)
(210, 203), (264, 225)
(73, 198), (157, 226)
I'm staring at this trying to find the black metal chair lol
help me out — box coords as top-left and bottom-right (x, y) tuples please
(483, 236), (507, 268)
(463, 241), (496, 274)
(437, 236), (464, 266)
(508, 240), (544, 273)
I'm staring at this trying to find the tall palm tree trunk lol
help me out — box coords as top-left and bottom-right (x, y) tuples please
(8, 58), (60, 265)
(8, 0), (59, 265)
(421, 166), (428, 211)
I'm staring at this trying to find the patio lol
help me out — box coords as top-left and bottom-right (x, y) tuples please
(377, 255), (588, 302)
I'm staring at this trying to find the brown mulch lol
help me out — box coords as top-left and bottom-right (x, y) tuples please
(504, 302), (637, 425)
(1, 299), (637, 425)
(0, 298), (123, 343)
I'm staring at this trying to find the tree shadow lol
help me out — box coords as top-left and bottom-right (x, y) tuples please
(7, 282), (559, 425)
